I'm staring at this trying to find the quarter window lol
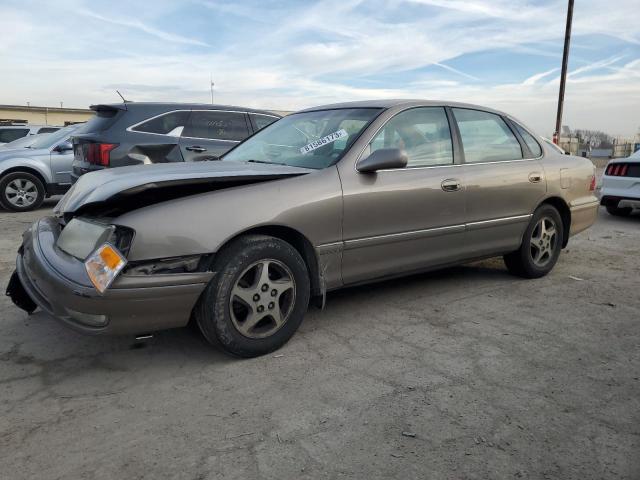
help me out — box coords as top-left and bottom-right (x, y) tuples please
(452, 108), (522, 163)
(512, 122), (542, 157)
(183, 111), (249, 141)
(131, 111), (189, 136)
(251, 114), (279, 131)
(369, 107), (453, 167)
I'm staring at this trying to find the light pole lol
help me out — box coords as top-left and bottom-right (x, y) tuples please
(553, 0), (574, 145)
(210, 75), (214, 105)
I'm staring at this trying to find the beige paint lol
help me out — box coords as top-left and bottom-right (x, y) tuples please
(0, 105), (94, 126)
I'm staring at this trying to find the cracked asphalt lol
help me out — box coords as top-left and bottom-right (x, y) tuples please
(1, 197), (639, 480)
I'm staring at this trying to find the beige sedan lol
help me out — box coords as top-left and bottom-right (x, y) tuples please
(8, 100), (599, 357)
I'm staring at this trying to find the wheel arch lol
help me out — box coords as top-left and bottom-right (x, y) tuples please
(0, 166), (49, 192)
(218, 224), (323, 299)
(539, 196), (571, 248)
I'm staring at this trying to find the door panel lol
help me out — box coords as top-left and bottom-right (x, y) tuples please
(339, 106), (466, 285)
(340, 167), (467, 284)
(50, 150), (75, 184)
(179, 110), (250, 161)
(451, 107), (547, 257)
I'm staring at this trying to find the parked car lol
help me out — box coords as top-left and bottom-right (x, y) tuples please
(8, 100), (598, 357)
(0, 124), (61, 145)
(600, 149), (640, 216)
(0, 123), (86, 211)
(71, 102), (281, 181)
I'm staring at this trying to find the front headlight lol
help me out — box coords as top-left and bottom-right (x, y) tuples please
(57, 217), (134, 260)
(84, 243), (127, 293)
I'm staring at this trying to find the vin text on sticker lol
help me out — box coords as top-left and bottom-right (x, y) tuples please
(300, 129), (347, 154)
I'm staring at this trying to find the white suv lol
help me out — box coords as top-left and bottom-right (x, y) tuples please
(600, 150), (640, 216)
(0, 124), (61, 145)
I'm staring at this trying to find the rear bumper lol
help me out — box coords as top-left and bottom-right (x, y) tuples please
(11, 217), (212, 335)
(600, 195), (640, 210)
(569, 198), (599, 237)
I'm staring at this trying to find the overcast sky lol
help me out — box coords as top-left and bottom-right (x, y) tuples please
(1, 0), (639, 137)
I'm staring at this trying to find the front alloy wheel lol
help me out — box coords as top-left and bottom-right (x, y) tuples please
(230, 259), (296, 339)
(195, 235), (310, 357)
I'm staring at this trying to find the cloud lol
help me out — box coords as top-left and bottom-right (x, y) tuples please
(0, 0), (639, 136)
(76, 9), (210, 47)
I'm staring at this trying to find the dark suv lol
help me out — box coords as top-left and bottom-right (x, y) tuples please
(71, 103), (280, 181)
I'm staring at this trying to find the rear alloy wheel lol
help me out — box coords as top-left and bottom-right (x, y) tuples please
(605, 205), (632, 217)
(195, 235), (310, 357)
(0, 172), (45, 212)
(504, 204), (564, 278)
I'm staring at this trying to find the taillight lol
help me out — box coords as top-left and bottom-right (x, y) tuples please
(86, 143), (117, 166)
(589, 174), (596, 191)
(606, 163), (628, 177)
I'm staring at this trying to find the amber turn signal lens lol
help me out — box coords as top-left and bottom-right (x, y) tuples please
(84, 243), (127, 293)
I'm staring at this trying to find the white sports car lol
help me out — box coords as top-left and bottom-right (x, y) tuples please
(600, 149), (640, 216)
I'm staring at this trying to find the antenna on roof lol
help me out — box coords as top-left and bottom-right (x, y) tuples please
(116, 90), (129, 110)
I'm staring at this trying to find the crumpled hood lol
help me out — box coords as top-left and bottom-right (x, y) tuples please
(54, 161), (314, 215)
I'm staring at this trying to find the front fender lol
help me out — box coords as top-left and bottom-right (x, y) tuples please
(0, 156), (53, 184)
(113, 166), (343, 262)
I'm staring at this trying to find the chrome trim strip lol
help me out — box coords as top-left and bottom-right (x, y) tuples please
(344, 224), (465, 249)
(334, 213), (533, 249)
(466, 214), (531, 231)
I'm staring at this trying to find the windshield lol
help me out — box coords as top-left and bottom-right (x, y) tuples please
(29, 123), (87, 149)
(223, 108), (382, 169)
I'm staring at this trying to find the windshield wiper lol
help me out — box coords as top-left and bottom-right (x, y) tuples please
(246, 159), (282, 165)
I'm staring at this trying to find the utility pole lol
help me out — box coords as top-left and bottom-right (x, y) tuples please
(553, 0), (574, 145)
(210, 75), (214, 105)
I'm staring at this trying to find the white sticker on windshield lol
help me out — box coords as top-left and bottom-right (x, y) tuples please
(300, 129), (348, 154)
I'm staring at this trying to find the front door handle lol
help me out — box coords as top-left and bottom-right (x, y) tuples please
(528, 172), (543, 183)
(186, 146), (207, 153)
(441, 178), (462, 192)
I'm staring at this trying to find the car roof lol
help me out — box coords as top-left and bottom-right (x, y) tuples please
(297, 99), (508, 115)
(91, 102), (281, 116)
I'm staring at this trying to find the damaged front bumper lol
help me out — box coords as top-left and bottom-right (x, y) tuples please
(7, 217), (213, 335)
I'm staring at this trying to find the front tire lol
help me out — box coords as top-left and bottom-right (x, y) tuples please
(0, 172), (45, 212)
(195, 235), (310, 358)
(605, 205), (632, 217)
(504, 204), (564, 279)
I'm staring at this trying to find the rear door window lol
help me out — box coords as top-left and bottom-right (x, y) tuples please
(452, 108), (523, 163)
(250, 113), (279, 131)
(131, 111), (190, 136)
(512, 122), (542, 157)
(0, 128), (30, 143)
(183, 111), (250, 141)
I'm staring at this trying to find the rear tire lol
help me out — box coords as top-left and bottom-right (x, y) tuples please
(0, 172), (45, 212)
(195, 235), (310, 358)
(504, 204), (564, 279)
(605, 205), (632, 217)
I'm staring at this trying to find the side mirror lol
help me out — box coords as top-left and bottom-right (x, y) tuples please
(54, 140), (73, 152)
(356, 148), (408, 173)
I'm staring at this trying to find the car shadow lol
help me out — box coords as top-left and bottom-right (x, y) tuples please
(5, 258), (511, 372)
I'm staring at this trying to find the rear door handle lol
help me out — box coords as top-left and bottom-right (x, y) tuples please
(186, 146), (207, 153)
(528, 172), (543, 183)
(441, 178), (462, 192)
